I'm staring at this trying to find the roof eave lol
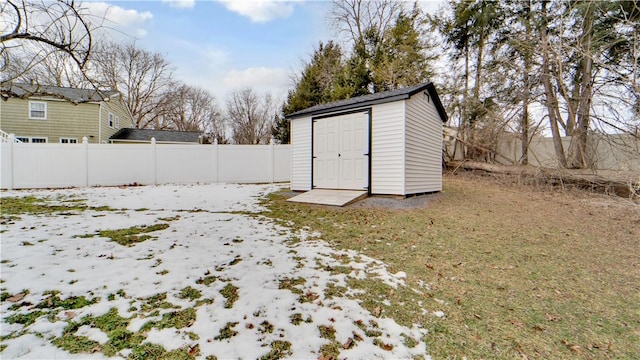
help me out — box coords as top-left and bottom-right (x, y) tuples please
(286, 94), (411, 119)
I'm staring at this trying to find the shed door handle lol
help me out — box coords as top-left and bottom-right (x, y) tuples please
(338, 153), (341, 157)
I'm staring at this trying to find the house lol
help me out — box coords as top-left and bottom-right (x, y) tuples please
(0, 83), (133, 144)
(109, 128), (203, 144)
(287, 81), (448, 196)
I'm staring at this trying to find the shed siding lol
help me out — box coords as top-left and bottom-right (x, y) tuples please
(404, 91), (443, 193)
(371, 101), (405, 195)
(290, 117), (312, 191)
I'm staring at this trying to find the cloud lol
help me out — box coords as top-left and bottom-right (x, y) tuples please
(162, 0), (196, 9)
(217, 0), (297, 23)
(223, 67), (290, 90)
(83, 2), (153, 39)
(220, 67), (291, 103)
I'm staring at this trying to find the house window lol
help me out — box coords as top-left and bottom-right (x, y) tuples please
(17, 136), (48, 143)
(29, 101), (47, 119)
(115, 116), (120, 129)
(60, 138), (78, 144)
(108, 113), (114, 128)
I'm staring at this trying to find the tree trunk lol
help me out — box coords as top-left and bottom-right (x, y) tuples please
(520, 0), (532, 165)
(568, 5), (595, 169)
(540, 2), (567, 167)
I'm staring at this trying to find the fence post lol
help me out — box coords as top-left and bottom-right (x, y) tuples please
(8, 133), (15, 190)
(269, 137), (275, 183)
(152, 137), (157, 186)
(83, 137), (89, 187)
(214, 138), (219, 183)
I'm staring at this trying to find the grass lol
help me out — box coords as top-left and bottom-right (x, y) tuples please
(195, 275), (217, 286)
(290, 313), (313, 325)
(318, 325), (336, 340)
(214, 322), (238, 340)
(0, 196), (115, 217)
(128, 343), (198, 360)
(5, 310), (46, 326)
(278, 277), (306, 295)
(262, 172), (640, 359)
(36, 291), (99, 310)
(258, 320), (274, 334)
(220, 283), (239, 309)
(140, 308), (196, 331)
(79, 223), (170, 246)
(260, 340), (292, 360)
(52, 335), (100, 354)
(139, 292), (178, 312)
(178, 286), (202, 301)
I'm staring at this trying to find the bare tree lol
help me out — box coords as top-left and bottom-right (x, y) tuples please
(1, 0), (94, 85)
(159, 83), (226, 142)
(329, 0), (402, 47)
(92, 41), (173, 129)
(226, 88), (275, 145)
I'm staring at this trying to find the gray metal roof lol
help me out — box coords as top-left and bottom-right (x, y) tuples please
(285, 81), (448, 122)
(0, 83), (119, 103)
(109, 128), (203, 143)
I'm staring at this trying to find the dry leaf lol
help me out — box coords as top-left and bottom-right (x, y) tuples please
(352, 331), (363, 342)
(545, 313), (561, 322)
(510, 320), (525, 328)
(373, 306), (382, 317)
(343, 338), (354, 349)
(6, 292), (26, 302)
(561, 340), (581, 353)
(188, 344), (199, 357)
(64, 311), (76, 319)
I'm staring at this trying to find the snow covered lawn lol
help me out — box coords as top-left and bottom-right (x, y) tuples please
(1, 184), (429, 359)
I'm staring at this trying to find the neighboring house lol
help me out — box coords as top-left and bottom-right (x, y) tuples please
(287, 81), (448, 196)
(109, 128), (203, 144)
(0, 83), (133, 144)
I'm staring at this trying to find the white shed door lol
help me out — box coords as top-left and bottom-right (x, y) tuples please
(313, 112), (369, 190)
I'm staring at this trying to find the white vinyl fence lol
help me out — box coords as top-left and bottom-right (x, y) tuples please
(1, 139), (291, 190)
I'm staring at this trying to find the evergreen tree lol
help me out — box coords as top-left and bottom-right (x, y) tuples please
(282, 41), (345, 116)
(371, 5), (432, 92)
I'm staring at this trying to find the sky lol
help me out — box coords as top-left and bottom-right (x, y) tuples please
(83, 0), (443, 104)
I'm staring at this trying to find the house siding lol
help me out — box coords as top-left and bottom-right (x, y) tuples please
(0, 95), (133, 144)
(290, 116), (312, 191)
(404, 91), (443, 193)
(1, 98), (99, 143)
(99, 96), (133, 143)
(371, 101), (405, 195)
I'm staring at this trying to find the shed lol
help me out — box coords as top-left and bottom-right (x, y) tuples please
(286, 81), (447, 196)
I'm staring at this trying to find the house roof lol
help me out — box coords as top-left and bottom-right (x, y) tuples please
(285, 81), (448, 122)
(109, 128), (203, 143)
(0, 83), (119, 103)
